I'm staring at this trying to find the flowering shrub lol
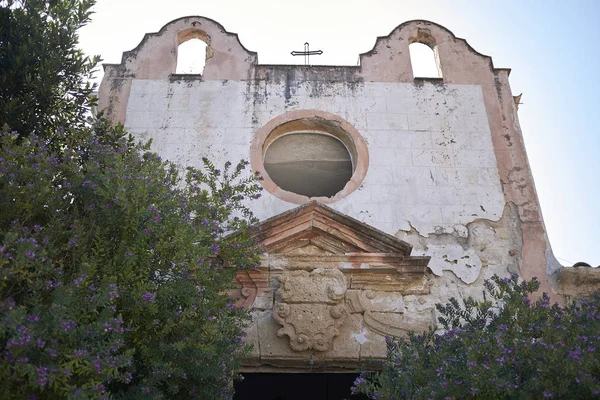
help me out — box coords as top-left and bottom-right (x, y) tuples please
(0, 130), (263, 398)
(1, 1), (264, 397)
(353, 275), (600, 399)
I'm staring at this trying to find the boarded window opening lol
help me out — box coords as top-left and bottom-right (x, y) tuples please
(264, 132), (353, 198)
(409, 42), (442, 78)
(176, 38), (207, 74)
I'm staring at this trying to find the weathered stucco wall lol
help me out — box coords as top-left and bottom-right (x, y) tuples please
(124, 78), (504, 240)
(99, 16), (573, 371)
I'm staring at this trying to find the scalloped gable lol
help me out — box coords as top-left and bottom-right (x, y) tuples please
(102, 16), (257, 81)
(359, 19), (504, 83)
(97, 16), (259, 125)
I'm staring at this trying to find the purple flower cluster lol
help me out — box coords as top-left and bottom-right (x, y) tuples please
(7, 326), (32, 348)
(108, 283), (119, 300)
(36, 367), (49, 387)
(74, 349), (89, 358)
(60, 320), (77, 332)
(142, 292), (156, 303)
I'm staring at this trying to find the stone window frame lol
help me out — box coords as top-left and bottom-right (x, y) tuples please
(408, 28), (443, 80)
(174, 28), (214, 76)
(250, 110), (369, 205)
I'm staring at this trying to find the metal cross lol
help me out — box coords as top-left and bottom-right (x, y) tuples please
(291, 42), (323, 66)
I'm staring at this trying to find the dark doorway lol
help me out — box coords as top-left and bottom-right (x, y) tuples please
(233, 373), (368, 400)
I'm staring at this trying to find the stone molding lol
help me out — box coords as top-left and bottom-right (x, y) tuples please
(231, 270), (270, 309)
(255, 201), (416, 255)
(250, 110), (369, 205)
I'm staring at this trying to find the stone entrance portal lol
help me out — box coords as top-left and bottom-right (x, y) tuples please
(232, 202), (433, 370)
(233, 373), (368, 400)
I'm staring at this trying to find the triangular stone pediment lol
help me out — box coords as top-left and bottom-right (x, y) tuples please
(256, 201), (414, 256)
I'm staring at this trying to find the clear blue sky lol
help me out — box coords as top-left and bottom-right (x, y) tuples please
(80, 0), (600, 267)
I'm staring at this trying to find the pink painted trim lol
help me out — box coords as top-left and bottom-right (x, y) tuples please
(250, 110), (369, 205)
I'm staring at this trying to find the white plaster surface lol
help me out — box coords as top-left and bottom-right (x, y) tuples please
(413, 245), (483, 284)
(125, 79), (504, 238)
(350, 329), (370, 345)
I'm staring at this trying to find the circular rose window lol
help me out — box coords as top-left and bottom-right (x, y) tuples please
(264, 132), (353, 198)
(251, 110), (369, 204)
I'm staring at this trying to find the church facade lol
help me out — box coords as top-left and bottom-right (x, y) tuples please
(98, 17), (593, 375)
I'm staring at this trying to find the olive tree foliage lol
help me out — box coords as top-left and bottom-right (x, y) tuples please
(0, 0), (99, 145)
(0, 1), (265, 399)
(353, 276), (600, 400)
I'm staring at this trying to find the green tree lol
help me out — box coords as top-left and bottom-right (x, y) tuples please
(0, 1), (264, 398)
(0, 0), (98, 145)
(353, 276), (600, 400)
